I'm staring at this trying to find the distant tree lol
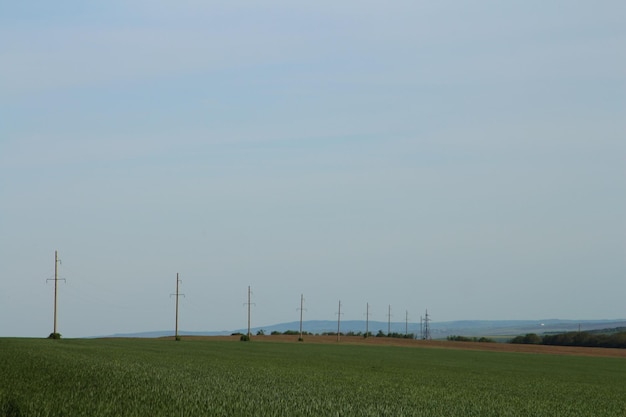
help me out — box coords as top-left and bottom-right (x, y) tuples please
(256, 329), (265, 336)
(541, 331), (626, 348)
(448, 335), (472, 342)
(511, 333), (541, 344)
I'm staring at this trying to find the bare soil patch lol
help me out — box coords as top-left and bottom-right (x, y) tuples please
(176, 334), (626, 358)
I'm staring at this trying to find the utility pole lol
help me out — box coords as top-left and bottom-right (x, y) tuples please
(387, 304), (392, 336)
(243, 286), (255, 339)
(170, 273), (185, 341)
(405, 310), (409, 336)
(175, 274), (180, 339)
(365, 302), (371, 337)
(336, 300), (343, 342)
(297, 294), (305, 340)
(423, 309), (431, 340)
(248, 286), (251, 339)
(46, 250), (65, 338)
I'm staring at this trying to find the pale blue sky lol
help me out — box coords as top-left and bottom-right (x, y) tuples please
(1, 1), (625, 337)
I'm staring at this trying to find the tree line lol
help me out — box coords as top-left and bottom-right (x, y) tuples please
(250, 329), (417, 339)
(510, 331), (626, 349)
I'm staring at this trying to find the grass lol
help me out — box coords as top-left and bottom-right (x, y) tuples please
(1, 337), (625, 416)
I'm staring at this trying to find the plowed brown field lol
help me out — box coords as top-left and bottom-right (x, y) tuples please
(177, 334), (626, 358)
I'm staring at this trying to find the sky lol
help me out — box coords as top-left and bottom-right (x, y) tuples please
(1, 1), (625, 338)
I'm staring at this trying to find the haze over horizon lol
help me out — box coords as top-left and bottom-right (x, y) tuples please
(2, 1), (625, 338)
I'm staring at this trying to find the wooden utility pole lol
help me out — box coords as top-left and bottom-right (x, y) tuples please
(387, 304), (392, 335)
(47, 250), (65, 338)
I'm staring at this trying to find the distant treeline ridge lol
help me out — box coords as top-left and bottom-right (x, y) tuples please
(510, 331), (626, 349)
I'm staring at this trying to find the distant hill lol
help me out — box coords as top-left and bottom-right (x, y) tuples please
(96, 319), (626, 340)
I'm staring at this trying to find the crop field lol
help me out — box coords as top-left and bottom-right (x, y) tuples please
(1, 337), (625, 416)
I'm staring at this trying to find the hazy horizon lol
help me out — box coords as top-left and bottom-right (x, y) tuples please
(2, 1), (625, 338)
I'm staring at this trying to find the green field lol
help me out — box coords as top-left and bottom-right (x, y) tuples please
(1, 338), (624, 416)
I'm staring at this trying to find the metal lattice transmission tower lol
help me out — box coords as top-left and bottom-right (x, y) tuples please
(422, 309), (432, 340)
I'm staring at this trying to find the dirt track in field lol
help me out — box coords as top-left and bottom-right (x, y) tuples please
(174, 334), (626, 358)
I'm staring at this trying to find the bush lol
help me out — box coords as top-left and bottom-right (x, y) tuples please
(239, 334), (250, 342)
(47, 333), (61, 340)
